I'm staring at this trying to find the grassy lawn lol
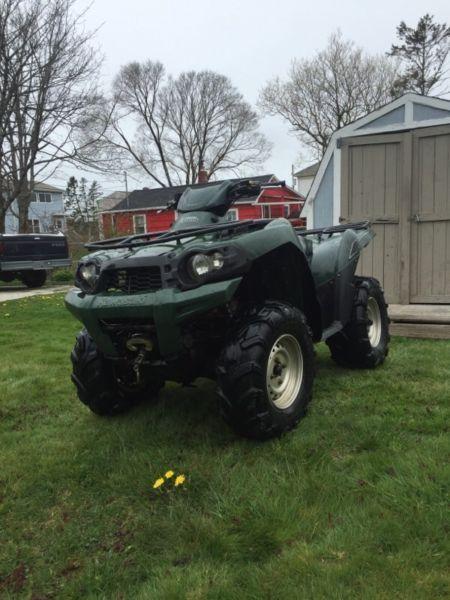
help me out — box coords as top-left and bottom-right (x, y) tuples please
(0, 294), (449, 599)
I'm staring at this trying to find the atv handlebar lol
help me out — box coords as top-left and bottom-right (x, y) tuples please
(229, 179), (286, 201)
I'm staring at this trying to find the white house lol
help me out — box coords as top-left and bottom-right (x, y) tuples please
(293, 162), (319, 228)
(5, 182), (66, 233)
(294, 162), (319, 197)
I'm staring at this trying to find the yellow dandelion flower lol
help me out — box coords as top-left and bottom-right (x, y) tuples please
(152, 477), (165, 489)
(165, 470), (174, 479)
(174, 474), (186, 487)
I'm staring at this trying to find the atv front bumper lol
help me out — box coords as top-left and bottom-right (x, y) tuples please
(65, 278), (242, 357)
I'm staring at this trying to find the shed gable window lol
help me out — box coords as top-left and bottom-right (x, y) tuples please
(133, 214), (146, 234)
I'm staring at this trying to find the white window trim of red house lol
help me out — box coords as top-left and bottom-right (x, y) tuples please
(226, 208), (239, 221)
(262, 205), (271, 219)
(261, 204), (300, 219)
(133, 214), (147, 234)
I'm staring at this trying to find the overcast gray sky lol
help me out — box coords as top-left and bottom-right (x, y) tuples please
(52, 0), (450, 194)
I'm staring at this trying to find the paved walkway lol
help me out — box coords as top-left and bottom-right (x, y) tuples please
(0, 285), (71, 302)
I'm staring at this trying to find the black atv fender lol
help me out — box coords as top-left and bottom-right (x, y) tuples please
(234, 240), (323, 341)
(314, 228), (373, 339)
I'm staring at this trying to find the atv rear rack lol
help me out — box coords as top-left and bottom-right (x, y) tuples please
(85, 219), (273, 250)
(296, 221), (370, 238)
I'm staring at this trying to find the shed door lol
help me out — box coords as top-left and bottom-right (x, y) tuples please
(340, 134), (404, 303)
(410, 126), (450, 303)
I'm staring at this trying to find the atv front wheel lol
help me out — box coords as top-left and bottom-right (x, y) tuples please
(71, 329), (164, 415)
(327, 277), (390, 368)
(217, 302), (315, 440)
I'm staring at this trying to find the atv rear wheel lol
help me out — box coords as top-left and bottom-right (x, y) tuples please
(217, 302), (315, 440)
(326, 277), (390, 368)
(71, 329), (164, 416)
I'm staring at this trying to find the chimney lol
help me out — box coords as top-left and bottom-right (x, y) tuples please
(197, 160), (208, 184)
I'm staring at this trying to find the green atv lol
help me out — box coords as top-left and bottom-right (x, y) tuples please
(65, 179), (390, 440)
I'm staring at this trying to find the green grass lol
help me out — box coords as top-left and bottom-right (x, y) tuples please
(0, 295), (449, 599)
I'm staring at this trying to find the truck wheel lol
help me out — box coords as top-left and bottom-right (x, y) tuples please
(217, 302), (315, 440)
(21, 270), (47, 288)
(326, 277), (390, 368)
(70, 329), (164, 416)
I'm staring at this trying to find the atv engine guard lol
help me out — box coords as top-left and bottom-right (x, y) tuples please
(65, 277), (242, 357)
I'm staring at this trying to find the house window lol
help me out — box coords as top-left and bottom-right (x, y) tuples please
(27, 219), (40, 233)
(53, 217), (64, 231)
(133, 214), (146, 234)
(262, 205), (271, 219)
(225, 209), (238, 222)
(31, 193), (37, 202)
(38, 192), (52, 203)
(284, 205), (290, 218)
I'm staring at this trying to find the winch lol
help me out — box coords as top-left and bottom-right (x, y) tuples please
(126, 335), (154, 384)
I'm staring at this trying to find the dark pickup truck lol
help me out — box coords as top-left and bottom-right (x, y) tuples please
(0, 233), (71, 288)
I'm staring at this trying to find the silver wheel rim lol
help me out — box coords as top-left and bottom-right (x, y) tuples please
(367, 297), (382, 347)
(266, 334), (303, 410)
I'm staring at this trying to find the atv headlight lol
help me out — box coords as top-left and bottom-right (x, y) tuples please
(177, 245), (249, 289)
(211, 251), (224, 270)
(188, 251), (224, 280)
(77, 262), (99, 290)
(80, 263), (97, 283)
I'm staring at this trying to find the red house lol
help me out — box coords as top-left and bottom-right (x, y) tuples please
(99, 174), (305, 237)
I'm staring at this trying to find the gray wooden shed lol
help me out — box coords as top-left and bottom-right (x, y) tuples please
(304, 93), (450, 306)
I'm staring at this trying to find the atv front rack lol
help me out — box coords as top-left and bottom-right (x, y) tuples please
(86, 219), (371, 251)
(296, 221), (370, 238)
(85, 219), (273, 250)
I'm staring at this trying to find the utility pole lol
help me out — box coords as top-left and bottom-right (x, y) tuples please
(124, 171), (129, 209)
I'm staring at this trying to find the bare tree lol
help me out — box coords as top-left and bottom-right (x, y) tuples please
(0, 0), (39, 230)
(259, 33), (399, 157)
(0, 0), (101, 232)
(389, 14), (450, 96)
(83, 64), (271, 186)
